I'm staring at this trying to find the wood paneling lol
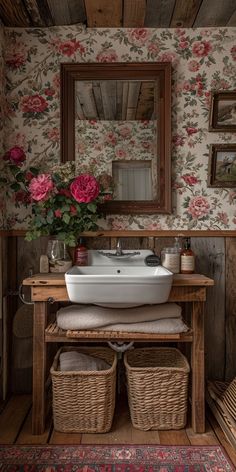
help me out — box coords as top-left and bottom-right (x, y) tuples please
(194, 0), (236, 27)
(145, 0), (176, 27)
(225, 238), (236, 381)
(0, 0), (235, 27)
(123, 0), (146, 27)
(170, 0), (202, 27)
(47, 0), (86, 25)
(191, 238), (225, 380)
(85, 0), (122, 27)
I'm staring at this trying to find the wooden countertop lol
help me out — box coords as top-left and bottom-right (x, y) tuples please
(23, 273), (214, 286)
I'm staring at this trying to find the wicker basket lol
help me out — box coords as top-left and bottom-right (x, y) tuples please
(50, 346), (117, 433)
(124, 347), (190, 430)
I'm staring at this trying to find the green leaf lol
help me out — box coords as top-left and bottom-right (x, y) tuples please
(11, 182), (21, 191)
(62, 213), (70, 224)
(87, 203), (97, 213)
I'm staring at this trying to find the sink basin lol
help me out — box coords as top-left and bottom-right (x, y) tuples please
(65, 250), (173, 306)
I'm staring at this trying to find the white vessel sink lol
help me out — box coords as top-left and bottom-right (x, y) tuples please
(65, 250), (173, 307)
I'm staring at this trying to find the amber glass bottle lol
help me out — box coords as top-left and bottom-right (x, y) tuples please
(180, 237), (195, 274)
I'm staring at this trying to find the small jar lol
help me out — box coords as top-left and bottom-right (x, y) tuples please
(161, 247), (180, 274)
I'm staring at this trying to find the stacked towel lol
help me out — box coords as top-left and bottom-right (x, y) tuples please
(59, 351), (110, 371)
(56, 303), (188, 334)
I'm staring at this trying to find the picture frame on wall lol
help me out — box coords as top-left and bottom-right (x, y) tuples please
(209, 91), (236, 131)
(208, 144), (236, 187)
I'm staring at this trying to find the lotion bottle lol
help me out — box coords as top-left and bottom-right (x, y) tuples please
(180, 237), (195, 274)
(74, 238), (88, 266)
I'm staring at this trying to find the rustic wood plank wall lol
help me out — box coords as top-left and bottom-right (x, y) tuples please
(1, 234), (236, 399)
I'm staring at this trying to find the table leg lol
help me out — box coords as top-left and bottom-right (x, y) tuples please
(191, 301), (205, 433)
(32, 301), (47, 435)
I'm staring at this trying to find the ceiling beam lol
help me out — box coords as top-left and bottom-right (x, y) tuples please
(194, 0), (236, 27)
(170, 0), (203, 28)
(123, 0), (146, 27)
(0, 0), (30, 26)
(46, 0), (86, 26)
(145, 0), (175, 27)
(85, 0), (122, 27)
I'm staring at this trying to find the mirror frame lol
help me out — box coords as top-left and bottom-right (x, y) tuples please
(61, 62), (172, 214)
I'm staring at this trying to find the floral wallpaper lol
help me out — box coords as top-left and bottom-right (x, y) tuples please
(2, 25), (236, 230)
(0, 26), (6, 228)
(75, 120), (157, 198)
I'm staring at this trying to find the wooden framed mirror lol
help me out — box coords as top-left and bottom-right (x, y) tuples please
(61, 62), (171, 214)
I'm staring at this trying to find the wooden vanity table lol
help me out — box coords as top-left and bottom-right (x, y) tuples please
(23, 273), (214, 435)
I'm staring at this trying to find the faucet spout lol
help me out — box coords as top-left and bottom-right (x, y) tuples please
(116, 238), (123, 256)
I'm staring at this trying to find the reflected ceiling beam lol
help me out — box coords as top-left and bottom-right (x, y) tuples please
(23, 0), (45, 26)
(75, 82), (98, 120)
(136, 82), (154, 120)
(170, 0), (203, 27)
(47, 0), (86, 25)
(123, 0), (146, 27)
(100, 80), (117, 120)
(92, 81), (105, 120)
(194, 0), (236, 27)
(85, 0), (122, 27)
(145, 0), (175, 27)
(126, 82), (141, 120)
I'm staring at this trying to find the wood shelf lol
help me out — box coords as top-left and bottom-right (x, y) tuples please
(45, 322), (193, 343)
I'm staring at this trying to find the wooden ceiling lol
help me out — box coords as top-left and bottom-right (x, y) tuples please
(0, 0), (236, 28)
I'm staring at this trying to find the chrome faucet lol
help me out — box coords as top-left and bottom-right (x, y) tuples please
(116, 238), (123, 256)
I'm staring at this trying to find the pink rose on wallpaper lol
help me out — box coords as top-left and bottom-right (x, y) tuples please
(96, 49), (118, 62)
(147, 42), (160, 56)
(187, 196), (210, 219)
(172, 135), (185, 146)
(188, 60), (200, 72)
(47, 128), (60, 142)
(4, 146), (26, 165)
(20, 94), (48, 113)
(159, 52), (177, 63)
(59, 40), (85, 57)
(230, 45), (236, 61)
(116, 148), (127, 158)
(5, 43), (27, 69)
(70, 174), (100, 203)
(119, 125), (131, 138)
(29, 174), (54, 201)
(217, 212), (229, 226)
(129, 28), (150, 45)
(15, 190), (30, 204)
(192, 40), (212, 57)
(179, 39), (189, 50)
(182, 174), (199, 186)
(186, 127), (198, 136)
(44, 88), (55, 97)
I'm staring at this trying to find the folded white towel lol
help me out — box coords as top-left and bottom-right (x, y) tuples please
(56, 303), (182, 331)
(59, 351), (110, 372)
(100, 318), (188, 334)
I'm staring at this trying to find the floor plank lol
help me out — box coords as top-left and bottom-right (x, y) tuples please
(16, 408), (52, 445)
(158, 429), (190, 445)
(186, 419), (219, 445)
(0, 395), (31, 444)
(50, 431), (82, 445)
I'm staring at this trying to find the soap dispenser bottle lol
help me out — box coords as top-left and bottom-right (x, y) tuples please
(180, 237), (195, 274)
(74, 238), (88, 266)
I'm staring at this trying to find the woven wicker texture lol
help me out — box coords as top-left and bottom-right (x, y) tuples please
(50, 346), (117, 433)
(124, 347), (190, 431)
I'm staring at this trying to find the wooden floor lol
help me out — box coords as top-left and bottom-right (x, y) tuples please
(0, 394), (236, 466)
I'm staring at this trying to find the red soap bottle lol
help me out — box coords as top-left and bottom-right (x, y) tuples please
(74, 238), (88, 266)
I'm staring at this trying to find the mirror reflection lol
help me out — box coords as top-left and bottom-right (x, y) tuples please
(61, 63), (172, 214)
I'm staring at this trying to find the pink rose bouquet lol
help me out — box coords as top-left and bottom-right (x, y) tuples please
(2, 147), (114, 246)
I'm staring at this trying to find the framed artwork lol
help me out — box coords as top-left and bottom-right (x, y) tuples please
(209, 91), (236, 131)
(208, 144), (236, 187)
